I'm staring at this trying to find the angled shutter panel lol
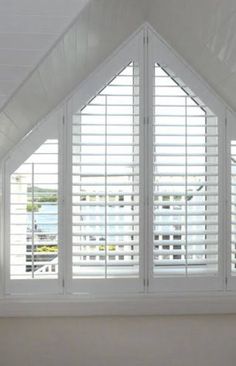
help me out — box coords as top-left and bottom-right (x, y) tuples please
(152, 63), (218, 281)
(10, 139), (59, 280)
(5, 112), (62, 294)
(72, 62), (141, 290)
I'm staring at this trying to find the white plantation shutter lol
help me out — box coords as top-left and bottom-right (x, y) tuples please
(150, 61), (219, 290)
(4, 28), (227, 298)
(71, 58), (143, 293)
(5, 115), (62, 294)
(10, 139), (59, 280)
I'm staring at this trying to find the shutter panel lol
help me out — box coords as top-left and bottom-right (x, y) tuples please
(5, 113), (62, 294)
(152, 63), (218, 282)
(72, 62), (141, 291)
(10, 139), (59, 280)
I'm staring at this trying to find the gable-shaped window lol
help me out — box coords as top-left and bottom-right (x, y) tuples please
(3, 27), (229, 301)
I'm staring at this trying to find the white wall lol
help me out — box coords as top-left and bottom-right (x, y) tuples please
(0, 314), (235, 366)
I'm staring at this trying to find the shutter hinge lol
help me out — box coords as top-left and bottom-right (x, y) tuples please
(143, 116), (150, 125)
(62, 115), (65, 125)
(143, 278), (150, 288)
(225, 276), (228, 287)
(62, 278), (65, 288)
(143, 33), (149, 45)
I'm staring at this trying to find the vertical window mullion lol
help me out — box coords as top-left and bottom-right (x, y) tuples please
(31, 162), (35, 278)
(185, 96), (188, 276)
(143, 28), (152, 291)
(105, 95), (108, 279)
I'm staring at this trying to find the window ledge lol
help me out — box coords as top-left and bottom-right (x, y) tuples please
(1, 291), (236, 317)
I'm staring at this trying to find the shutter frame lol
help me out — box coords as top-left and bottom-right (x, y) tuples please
(148, 28), (224, 292)
(68, 30), (144, 295)
(5, 112), (63, 294)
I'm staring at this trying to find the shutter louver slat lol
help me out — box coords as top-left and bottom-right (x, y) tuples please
(72, 63), (140, 279)
(153, 63), (218, 277)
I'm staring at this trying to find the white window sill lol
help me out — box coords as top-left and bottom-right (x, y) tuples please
(1, 291), (236, 317)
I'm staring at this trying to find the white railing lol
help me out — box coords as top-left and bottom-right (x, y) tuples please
(35, 257), (58, 274)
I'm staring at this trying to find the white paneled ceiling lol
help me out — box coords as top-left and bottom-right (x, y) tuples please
(148, 0), (236, 110)
(0, 0), (88, 108)
(1, 0), (236, 159)
(0, 0), (145, 158)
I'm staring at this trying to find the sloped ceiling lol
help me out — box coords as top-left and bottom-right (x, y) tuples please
(148, 0), (236, 111)
(0, 0), (89, 109)
(0, 0), (236, 158)
(0, 0), (146, 158)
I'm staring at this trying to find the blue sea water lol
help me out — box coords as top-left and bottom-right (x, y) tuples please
(27, 204), (58, 233)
